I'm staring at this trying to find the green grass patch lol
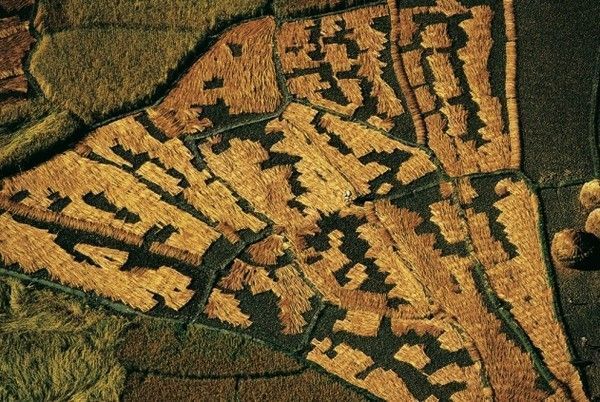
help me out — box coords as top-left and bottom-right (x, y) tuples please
(30, 0), (269, 124)
(272, 0), (382, 18)
(0, 97), (52, 132)
(35, 0), (268, 33)
(0, 276), (127, 401)
(117, 318), (303, 377)
(29, 29), (201, 124)
(0, 109), (80, 172)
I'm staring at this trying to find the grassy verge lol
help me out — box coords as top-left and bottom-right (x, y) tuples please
(0, 109), (81, 173)
(0, 97), (52, 131)
(0, 276), (127, 401)
(272, 0), (382, 18)
(30, 0), (269, 124)
(29, 29), (201, 123)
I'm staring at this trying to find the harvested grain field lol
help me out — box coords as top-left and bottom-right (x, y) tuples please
(0, 0), (598, 400)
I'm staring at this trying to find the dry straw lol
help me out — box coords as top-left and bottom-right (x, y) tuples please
(160, 17), (281, 114)
(87, 115), (267, 237)
(0, 1), (580, 400)
(461, 178), (587, 400)
(0, 146), (222, 266)
(387, 0), (519, 175)
(205, 288), (252, 328)
(215, 259), (315, 335)
(308, 337), (416, 401)
(427, 52), (462, 100)
(421, 23), (452, 49)
(278, 6), (404, 124)
(402, 49), (425, 87)
(503, 0), (520, 168)
(388, 1), (427, 143)
(247, 234), (287, 266)
(371, 198), (545, 400)
(0, 213), (194, 312)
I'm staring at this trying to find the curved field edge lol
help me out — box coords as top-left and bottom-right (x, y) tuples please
(0, 0), (591, 399)
(28, 0), (385, 124)
(0, 0), (382, 174)
(0, 273), (371, 401)
(29, 28), (201, 123)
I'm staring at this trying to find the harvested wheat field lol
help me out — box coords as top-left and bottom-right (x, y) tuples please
(0, 0), (599, 400)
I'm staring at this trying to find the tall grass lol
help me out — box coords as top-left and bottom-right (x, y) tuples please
(30, 0), (269, 123)
(0, 110), (80, 172)
(0, 277), (127, 401)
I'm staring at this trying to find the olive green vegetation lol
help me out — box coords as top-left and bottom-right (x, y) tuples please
(33, 0), (377, 33)
(0, 97), (52, 131)
(30, 29), (201, 123)
(272, 0), (381, 18)
(239, 370), (368, 402)
(118, 319), (368, 401)
(0, 109), (80, 171)
(118, 320), (368, 401)
(0, 276), (127, 401)
(122, 370), (368, 402)
(30, 0), (269, 124)
(122, 375), (237, 402)
(117, 318), (303, 377)
(34, 0), (270, 33)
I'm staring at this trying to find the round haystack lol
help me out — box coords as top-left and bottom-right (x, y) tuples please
(551, 229), (600, 271)
(585, 208), (600, 238)
(579, 179), (600, 210)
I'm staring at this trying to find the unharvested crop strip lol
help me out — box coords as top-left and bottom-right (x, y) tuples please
(503, 0), (520, 169)
(125, 367), (308, 382)
(387, 0), (427, 143)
